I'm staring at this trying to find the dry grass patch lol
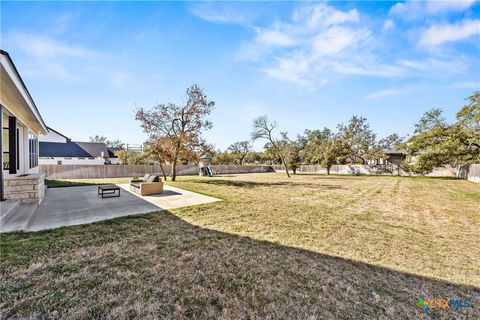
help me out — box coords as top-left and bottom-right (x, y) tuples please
(1, 173), (479, 318)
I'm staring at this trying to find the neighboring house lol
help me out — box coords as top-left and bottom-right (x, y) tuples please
(40, 126), (71, 143)
(0, 50), (48, 203)
(39, 127), (119, 165)
(365, 150), (407, 166)
(385, 150), (407, 164)
(107, 147), (120, 164)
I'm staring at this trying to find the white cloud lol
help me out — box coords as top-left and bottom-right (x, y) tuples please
(399, 56), (469, 75)
(236, 3), (403, 86)
(390, 0), (477, 19)
(389, 0), (424, 19)
(3, 32), (98, 82)
(425, 0), (477, 13)
(311, 27), (370, 58)
(419, 19), (480, 46)
(189, 3), (254, 25)
(8, 32), (94, 59)
(366, 89), (400, 99)
(264, 55), (312, 87)
(255, 28), (295, 47)
(331, 61), (405, 77)
(382, 19), (395, 31)
(293, 3), (359, 28)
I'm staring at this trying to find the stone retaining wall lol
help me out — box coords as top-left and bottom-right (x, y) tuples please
(4, 173), (46, 204)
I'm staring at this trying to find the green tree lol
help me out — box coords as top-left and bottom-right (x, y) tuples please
(378, 134), (404, 150)
(115, 149), (145, 165)
(212, 151), (236, 165)
(283, 137), (306, 174)
(337, 115), (376, 164)
(300, 129), (333, 164)
(300, 128), (349, 174)
(413, 108), (446, 134)
(406, 92), (480, 174)
(319, 138), (349, 175)
(227, 141), (252, 165)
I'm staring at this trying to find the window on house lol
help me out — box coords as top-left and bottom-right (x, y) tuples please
(57, 160), (62, 165)
(2, 127), (8, 170)
(16, 128), (20, 170)
(28, 132), (38, 169)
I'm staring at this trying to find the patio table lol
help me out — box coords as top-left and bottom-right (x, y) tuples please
(98, 185), (121, 198)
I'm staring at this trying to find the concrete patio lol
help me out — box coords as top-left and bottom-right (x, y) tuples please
(1, 184), (220, 232)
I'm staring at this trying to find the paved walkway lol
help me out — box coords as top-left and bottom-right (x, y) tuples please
(24, 184), (220, 232)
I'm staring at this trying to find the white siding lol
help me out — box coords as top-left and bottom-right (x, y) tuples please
(39, 129), (68, 143)
(39, 157), (105, 165)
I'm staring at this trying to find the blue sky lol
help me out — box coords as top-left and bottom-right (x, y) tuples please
(1, 1), (479, 150)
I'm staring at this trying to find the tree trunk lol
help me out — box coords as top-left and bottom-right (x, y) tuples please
(170, 145), (181, 181)
(171, 161), (177, 181)
(327, 166), (331, 175)
(159, 163), (168, 181)
(280, 156), (291, 178)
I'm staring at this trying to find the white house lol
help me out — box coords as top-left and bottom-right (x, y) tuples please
(40, 126), (71, 143)
(39, 127), (119, 165)
(1, 50), (48, 203)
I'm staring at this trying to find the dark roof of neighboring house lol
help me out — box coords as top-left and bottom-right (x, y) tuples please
(385, 149), (407, 155)
(107, 147), (119, 158)
(39, 141), (109, 158)
(75, 142), (109, 158)
(47, 126), (71, 142)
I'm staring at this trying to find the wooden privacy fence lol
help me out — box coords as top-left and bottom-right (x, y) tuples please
(40, 164), (275, 179)
(40, 164), (198, 179)
(210, 165), (275, 175)
(465, 164), (480, 183)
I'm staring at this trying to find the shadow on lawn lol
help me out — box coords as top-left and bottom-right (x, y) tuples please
(301, 174), (463, 181)
(1, 210), (478, 319)
(193, 179), (343, 190)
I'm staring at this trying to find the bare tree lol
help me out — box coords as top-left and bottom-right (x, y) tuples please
(89, 135), (124, 148)
(135, 85), (214, 181)
(251, 115), (291, 178)
(227, 141), (252, 165)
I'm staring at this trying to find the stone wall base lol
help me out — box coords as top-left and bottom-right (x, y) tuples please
(3, 173), (45, 204)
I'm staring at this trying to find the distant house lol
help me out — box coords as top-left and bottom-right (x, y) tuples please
(384, 150), (407, 164)
(39, 127), (118, 165)
(39, 126), (71, 143)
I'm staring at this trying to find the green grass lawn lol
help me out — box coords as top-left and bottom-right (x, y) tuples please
(45, 178), (132, 188)
(2, 173), (479, 318)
